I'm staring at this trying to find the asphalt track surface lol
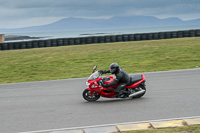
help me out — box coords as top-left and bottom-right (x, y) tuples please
(0, 69), (200, 133)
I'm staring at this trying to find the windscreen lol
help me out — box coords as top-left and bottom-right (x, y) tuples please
(88, 71), (100, 80)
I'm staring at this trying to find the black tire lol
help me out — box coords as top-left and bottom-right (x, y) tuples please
(132, 85), (146, 98)
(82, 89), (100, 102)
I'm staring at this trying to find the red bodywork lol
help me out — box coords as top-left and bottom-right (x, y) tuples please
(86, 75), (145, 98)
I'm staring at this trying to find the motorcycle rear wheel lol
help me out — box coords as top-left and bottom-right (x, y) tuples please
(82, 89), (100, 102)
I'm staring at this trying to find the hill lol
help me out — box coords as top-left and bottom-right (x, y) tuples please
(1, 16), (200, 33)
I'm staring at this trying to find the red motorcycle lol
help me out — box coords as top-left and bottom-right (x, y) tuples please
(82, 66), (146, 101)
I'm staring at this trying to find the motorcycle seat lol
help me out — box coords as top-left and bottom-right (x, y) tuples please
(128, 75), (142, 85)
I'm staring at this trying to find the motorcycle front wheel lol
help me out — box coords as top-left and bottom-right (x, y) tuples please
(82, 89), (100, 102)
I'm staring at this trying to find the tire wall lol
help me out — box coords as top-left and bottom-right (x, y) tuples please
(1, 29), (200, 50)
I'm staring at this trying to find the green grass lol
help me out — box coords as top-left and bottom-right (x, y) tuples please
(0, 37), (200, 84)
(120, 125), (200, 133)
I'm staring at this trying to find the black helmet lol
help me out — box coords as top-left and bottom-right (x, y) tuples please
(110, 63), (119, 74)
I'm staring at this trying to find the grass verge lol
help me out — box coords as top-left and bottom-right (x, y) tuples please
(0, 37), (200, 84)
(120, 125), (200, 133)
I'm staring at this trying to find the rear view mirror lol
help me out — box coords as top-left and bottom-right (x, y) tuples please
(92, 66), (97, 73)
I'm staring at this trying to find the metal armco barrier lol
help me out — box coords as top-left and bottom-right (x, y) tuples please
(0, 29), (200, 51)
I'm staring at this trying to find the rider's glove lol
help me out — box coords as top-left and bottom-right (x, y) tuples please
(98, 70), (105, 74)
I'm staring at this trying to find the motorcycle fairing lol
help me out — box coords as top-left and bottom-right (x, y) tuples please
(86, 71), (145, 98)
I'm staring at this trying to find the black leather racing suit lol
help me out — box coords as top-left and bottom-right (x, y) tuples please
(103, 68), (131, 93)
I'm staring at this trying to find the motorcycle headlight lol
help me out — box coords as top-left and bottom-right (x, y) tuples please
(86, 82), (90, 87)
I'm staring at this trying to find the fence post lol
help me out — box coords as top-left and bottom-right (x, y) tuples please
(0, 34), (4, 43)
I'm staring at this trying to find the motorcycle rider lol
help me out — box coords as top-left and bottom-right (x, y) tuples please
(99, 63), (131, 97)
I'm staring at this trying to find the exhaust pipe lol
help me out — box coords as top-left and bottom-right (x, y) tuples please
(129, 90), (145, 98)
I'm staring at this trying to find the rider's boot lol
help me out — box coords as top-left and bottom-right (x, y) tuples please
(114, 90), (122, 98)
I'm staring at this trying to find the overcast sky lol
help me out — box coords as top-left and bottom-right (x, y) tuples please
(0, 0), (200, 28)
